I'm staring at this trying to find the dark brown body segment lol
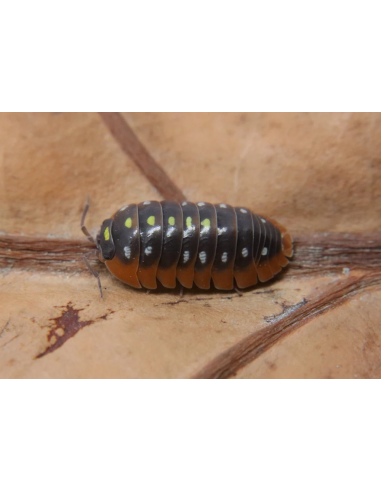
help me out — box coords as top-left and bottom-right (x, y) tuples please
(137, 201), (163, 289)
(211, 204), (237, 290)
(256, 216), (274, 282)
(157, 201), (183, 288)
(101, 201), (293, 291)
(193, 203), (218, 289)
(252, 213), (262, 265)
(233, 207), (258, 289)
(176, 202), (200, 288)
(267, 216), (292, 267)
(105, 204), (141, 288)
(267, 221), (282, 276)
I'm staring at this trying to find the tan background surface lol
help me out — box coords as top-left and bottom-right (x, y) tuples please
(1, 112), (381, 378)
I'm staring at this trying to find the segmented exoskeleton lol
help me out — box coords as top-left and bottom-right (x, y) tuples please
(82, 200), (293, 296)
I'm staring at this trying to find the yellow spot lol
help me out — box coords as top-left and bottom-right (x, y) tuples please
(201, 218), (210, 229)
(168, 216), (175, 226)
(186, 216), (192, 228)
(104, 227), (110, 241)
(147, 216), (155, 226)
(125, 217), (132, 228)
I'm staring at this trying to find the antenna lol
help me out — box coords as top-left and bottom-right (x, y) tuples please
(80, 197), (103, 298)
(81, 196), (96, 244)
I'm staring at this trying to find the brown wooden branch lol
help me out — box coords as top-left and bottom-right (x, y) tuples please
(192, 270), (381, 379)
(0, 235), (93, 271)
(1, 232), (381, 274)
(291, 232), (381, 273)
(99, 112), (186, 202)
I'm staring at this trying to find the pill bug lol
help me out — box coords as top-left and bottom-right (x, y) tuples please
(81, 200), (293, 297)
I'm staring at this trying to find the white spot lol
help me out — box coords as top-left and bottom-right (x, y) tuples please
(217, 227), (227, 235)
(197, 202), (205, 206)
(219, 203), (227, 208)
(221, 252), (228, 263)
(145, 246), (152, 255)
(124, 246), (131, 259)
(240, 208), (248, 213)
(120, 206), (127, 211)
(182, 201), (187, 206)
(183, 250), (190, 263)
(242, 247), (249, 258)
(199, 251), (207, 264)
(343, 267), (350, 276)
(261, 218), (266, 223)
(143, 201), (151, 205)
(262, 247), (268, 256)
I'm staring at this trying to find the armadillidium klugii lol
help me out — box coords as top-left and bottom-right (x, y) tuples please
(82, 200), (293, 295)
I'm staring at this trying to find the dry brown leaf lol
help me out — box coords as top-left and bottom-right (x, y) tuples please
(1, 112), (381, 378)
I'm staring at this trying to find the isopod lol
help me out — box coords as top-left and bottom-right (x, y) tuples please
(81, 200), (293, 296)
